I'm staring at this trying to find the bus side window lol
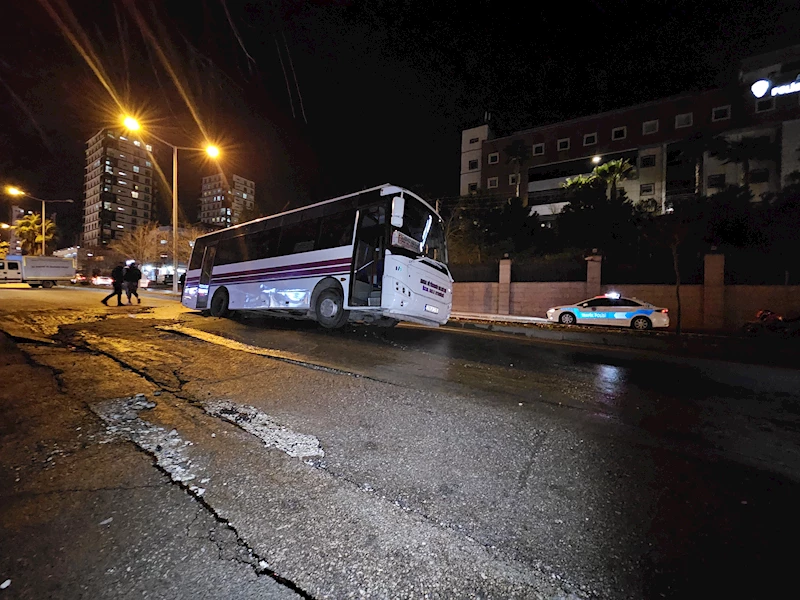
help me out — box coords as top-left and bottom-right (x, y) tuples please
(247, 228), (278, 260)
(189, 241), (206, 270)
(278, 219), (320, 255)
(318, 210), (356, 250)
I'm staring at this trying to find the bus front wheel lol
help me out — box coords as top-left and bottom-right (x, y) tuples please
(315, 288), (349, 329)
(210, 288), (230, 318)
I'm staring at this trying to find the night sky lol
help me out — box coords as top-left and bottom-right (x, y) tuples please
(1, 0), (799, 246)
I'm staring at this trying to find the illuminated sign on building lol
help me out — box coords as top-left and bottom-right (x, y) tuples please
(751, 77), (800, 98)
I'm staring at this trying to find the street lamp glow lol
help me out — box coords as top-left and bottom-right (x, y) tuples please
(592, 156), (602, 164)
(1, 223), (10, 229)
(205, 145), (220, 159)
(6, 186), (24, 196)
(122, 116), (141, 131)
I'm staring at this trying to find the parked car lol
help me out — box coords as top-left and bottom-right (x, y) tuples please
(546, 293), (670, 330)
(71, 273), (90, 285)
(91, 275), (114, 286)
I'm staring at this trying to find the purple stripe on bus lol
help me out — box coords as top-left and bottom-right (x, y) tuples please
(185, 258), (351, 285)
(212, 266), (350, 285)
(185, 270), (349, 288)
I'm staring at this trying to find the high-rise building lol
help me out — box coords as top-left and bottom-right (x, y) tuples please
(82, 128), (155, 246)
(198, 172), (255, 228)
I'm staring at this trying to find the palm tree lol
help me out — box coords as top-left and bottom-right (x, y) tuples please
(504, 139), (532, 199)
(593, 158), (635, 202)
(0, 241), (9, 258)
(12, 213), (56, 255)
(561, 173), (597, 194)
(710, 135), (774, 188)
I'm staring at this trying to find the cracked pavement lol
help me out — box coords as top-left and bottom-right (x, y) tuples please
(2, 287), (800, 599)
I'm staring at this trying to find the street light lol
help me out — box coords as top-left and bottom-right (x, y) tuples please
(121, 116), (221, 294)
(4, 186), (73, 255)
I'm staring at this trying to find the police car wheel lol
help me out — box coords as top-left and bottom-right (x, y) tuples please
(631, 316), (652, 330)
(559, 312), (576, 325)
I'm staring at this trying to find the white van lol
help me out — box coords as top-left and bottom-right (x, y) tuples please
(0, 255), (76, 288)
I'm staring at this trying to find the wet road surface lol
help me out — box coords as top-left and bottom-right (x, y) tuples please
(1, 287), (799, 599)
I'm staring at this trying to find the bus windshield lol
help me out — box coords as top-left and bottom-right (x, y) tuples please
(394, 199), (448, 263)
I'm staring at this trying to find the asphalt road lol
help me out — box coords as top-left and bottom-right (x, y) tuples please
(1, 286), (799, 599)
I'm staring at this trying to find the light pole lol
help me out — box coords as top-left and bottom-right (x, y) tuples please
(5, 186), (73, 255)
(121, 117), (220, 294)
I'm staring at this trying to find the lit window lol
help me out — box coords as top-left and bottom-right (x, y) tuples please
(105, 166), (113, 173)
(712, 105), (731, 121)
(119, 136), (127, 141)
(145, 144), (153, 152)
(612, 126), (627, 140)
(118, 207), (125, 211)
(583, 133), (597, 146)
(643, 120), (659, 135)
(557, 138), (570, 151)
(118, 180), (126, 185)
(131, 191), (139, 198)
(675, 113), (693, 128)
(487, 177), (499, 189)
(133, 140), (141, 147)
(133, 166), (140, 173)
(117, 224), (124, 229)
(532, 143), (544, 156)
(488, 152), (499, 164)
(145, 161), (152, 167)
(118, 171), (127, 176)
(243, 193), (247, 199)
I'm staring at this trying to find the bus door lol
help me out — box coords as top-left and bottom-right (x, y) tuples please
(195, 242), (217, 309)
(350, 205), (386, 307)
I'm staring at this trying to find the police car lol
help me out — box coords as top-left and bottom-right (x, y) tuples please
(546, 292), (669, 330)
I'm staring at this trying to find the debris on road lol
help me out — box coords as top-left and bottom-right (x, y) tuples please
(204, 399), (325, 458)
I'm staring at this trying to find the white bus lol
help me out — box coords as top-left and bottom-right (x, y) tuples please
(182, 184), (452, 328)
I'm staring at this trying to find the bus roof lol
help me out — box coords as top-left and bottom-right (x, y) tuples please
(194, 183), (438, 242)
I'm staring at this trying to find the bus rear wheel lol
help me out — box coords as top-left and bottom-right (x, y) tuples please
(315, 288), (349, 329)
(210, 288), (230, 318)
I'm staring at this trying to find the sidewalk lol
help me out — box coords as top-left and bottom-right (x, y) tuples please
(446, 310), (800, 372)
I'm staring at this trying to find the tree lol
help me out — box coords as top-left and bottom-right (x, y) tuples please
(11, 213), (56, 255)
(710, 135), (774, 188)
(0, 241), (9, 258)
(504, 139), (532, 198)
(108, 222), (161, 265)
(593, 158), (636, 202)
(176, 225), (208, 265)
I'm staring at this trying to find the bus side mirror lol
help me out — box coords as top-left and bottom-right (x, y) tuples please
(391, 196), (405, 228)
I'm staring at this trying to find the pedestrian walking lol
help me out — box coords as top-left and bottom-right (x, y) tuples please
(179, 271), (186, 293)
(123, 262), (142, 305)
(101, 262), (125, 306)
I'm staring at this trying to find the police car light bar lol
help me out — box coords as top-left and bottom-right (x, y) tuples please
(605, 292), (621, 299)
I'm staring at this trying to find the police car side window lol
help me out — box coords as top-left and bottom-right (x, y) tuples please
(617, 298), (640, 306)
(585, 299), (612, 307)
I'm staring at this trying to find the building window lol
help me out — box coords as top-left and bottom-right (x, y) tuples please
(145, 144), (152, 152)
(712, 105), (731, 121)
(117, 180), (126, 185)
(467, 182), (478, 194)
(469, 137), (479, 144)
(640, 154), (656, 168)
(675, 113), (693, 129)
(583, 133), (597, 146)
(750, 168), (769, 184)
(755, 97), (775, 113)
(509, 174), (519, 186)
(532, 143), (544, 156)
(642, 120), (659, 135)
(468, 159), (479, 170)
(639, 183), (655, 196)
(707, 174), (726, 188)
(487, 177), (499, 189)
(488, 152), (499, 164)
(612, 126), (627, 140)
(557, 138), (570, 151)
(133, 165), (140, 173)
(131, 191), (139, 199)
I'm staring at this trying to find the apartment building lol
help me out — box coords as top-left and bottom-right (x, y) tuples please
(82, 129), (154, 246)
(198, 173), (255, 228)
(460, 45), (800, 219)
